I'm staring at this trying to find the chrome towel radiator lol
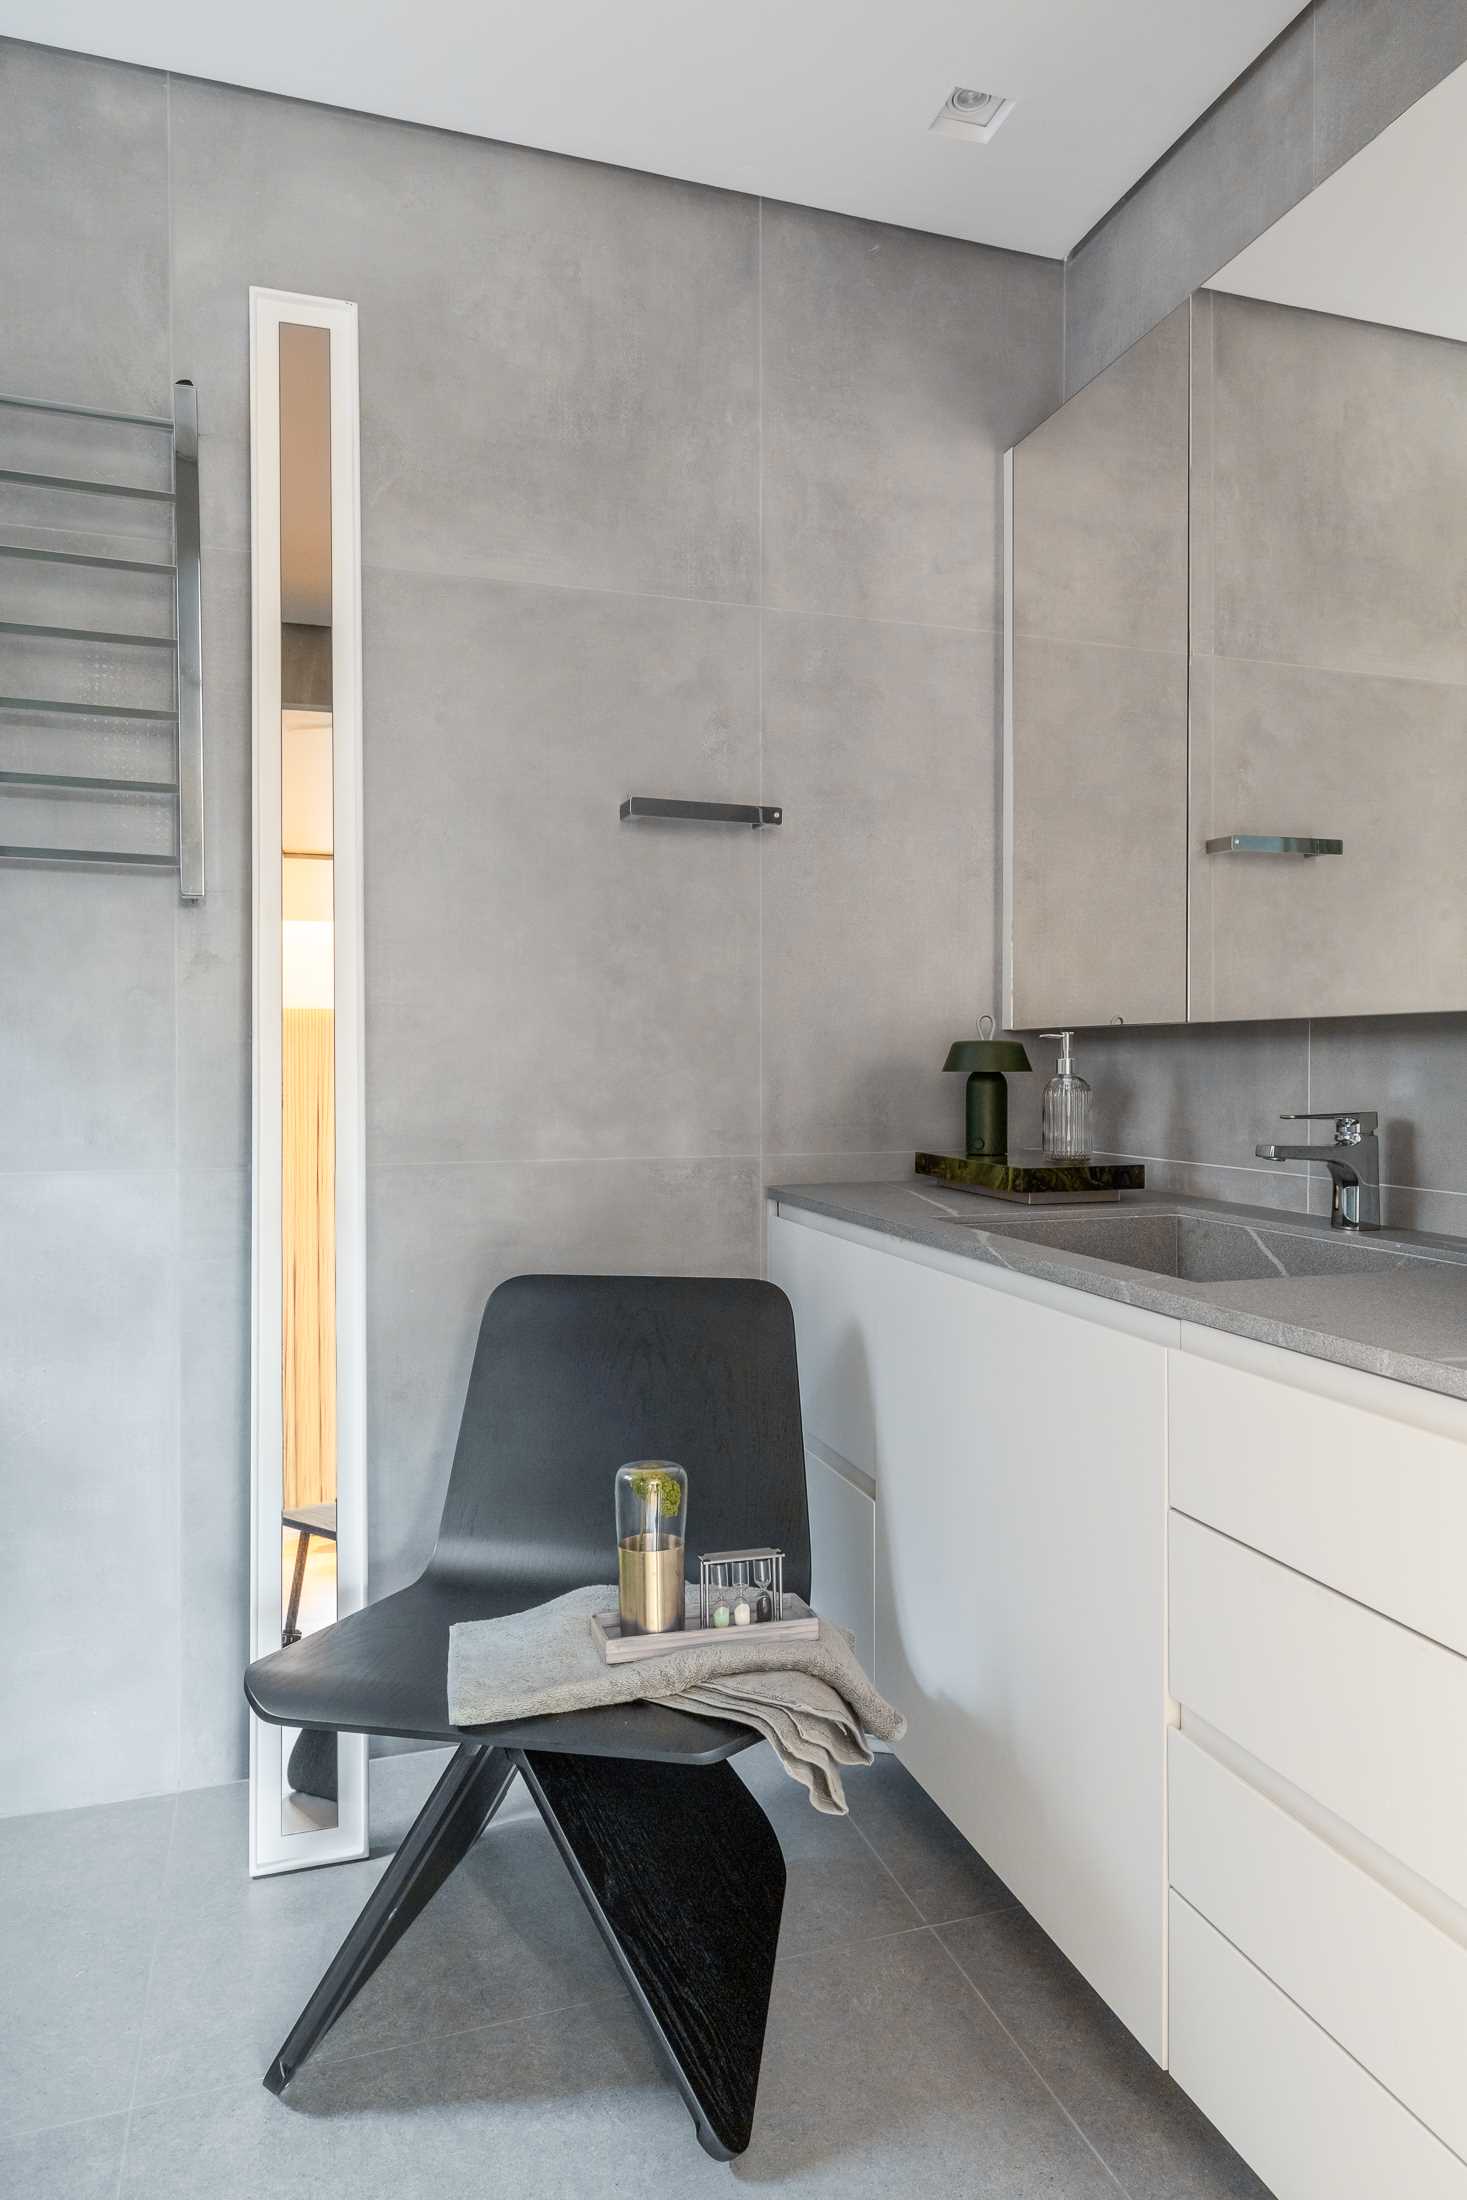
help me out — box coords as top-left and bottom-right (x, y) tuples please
(0, 382), (205, 900)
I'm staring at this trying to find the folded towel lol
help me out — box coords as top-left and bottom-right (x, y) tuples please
(651, 1670), (876, 1813)
(447, 1586), (905, 1814)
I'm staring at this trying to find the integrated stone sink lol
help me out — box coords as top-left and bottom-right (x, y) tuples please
(965, 1207), (1406, 1286)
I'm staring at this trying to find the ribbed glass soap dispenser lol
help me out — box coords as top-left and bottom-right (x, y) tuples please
(1039, 1031), (1092, 1162)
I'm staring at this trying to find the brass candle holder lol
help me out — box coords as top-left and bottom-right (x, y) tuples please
(614, 1461), (688, 1635)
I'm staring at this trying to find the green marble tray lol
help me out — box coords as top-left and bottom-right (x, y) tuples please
(915, 1151), (1146, 1203)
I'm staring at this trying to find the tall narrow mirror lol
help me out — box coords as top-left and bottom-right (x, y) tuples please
(250, 292), (367, 1875)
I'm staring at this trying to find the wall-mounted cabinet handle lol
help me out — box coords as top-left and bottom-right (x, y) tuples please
(1205, 834), (1343, 857)
(620, 796), (782, 828)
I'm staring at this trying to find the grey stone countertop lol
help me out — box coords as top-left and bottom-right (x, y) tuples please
(768, 1178), (1467, 1404)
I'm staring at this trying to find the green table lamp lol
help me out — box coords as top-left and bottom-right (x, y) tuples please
(943, 1015), (1032, 1159)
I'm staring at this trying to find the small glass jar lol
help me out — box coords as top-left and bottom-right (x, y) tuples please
(615, 1460), (688, 1635)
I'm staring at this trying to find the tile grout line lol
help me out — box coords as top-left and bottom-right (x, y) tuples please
(113, 1786), (180, 2199)
(932, 1931), (1138, 2200)
(197, 530), (997, 640)
(844, 1809), (938, 1929)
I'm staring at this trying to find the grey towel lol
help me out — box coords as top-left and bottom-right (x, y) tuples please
(447, 1586), (905, 1814)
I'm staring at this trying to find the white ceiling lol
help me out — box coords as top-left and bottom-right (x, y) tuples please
(1210, 59), (1467, 341)
(6, 0), (1304, 258)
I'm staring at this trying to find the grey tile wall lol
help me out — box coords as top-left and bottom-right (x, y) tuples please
(1064, 0), (1467, 401)
(1063, 9), (1314, 400)
(1, 39), (1061, 1814)
(1060, 0), (1467, 1223)
(1314, 0), (1467, 179)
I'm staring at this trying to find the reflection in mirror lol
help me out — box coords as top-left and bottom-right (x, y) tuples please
(1004, 304), (1190, 1030)
(1005, 58), (1467, 1031)
(1192, 60), (1467, 1023)
(278, 323), (338, 1834)
(251, 290), (366, 1875)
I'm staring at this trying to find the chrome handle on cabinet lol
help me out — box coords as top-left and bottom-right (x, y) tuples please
(1204, 834), (1342, 857)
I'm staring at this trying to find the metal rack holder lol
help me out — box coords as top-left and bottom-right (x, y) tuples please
(0, 383), (205, 899)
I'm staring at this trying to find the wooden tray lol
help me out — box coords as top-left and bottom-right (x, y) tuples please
(591, 1608), (819, 1664)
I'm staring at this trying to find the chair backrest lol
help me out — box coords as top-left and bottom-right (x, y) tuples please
(428, 1274), (811, 1605)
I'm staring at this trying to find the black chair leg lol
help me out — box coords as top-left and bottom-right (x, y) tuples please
(264, 1742), (516, 2095)
(514, 1748), (784, 2162)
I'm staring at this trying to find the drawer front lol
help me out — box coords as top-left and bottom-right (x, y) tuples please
(805, 1449), (875, 1680)
(769, 1213), (885, 1481)
(1170, 1512), (1467, 1908)
(1170, 1344), (1467, 1656)
(1169, 1892), (1467, 2200)
(1170, 1731), (1467, 2160)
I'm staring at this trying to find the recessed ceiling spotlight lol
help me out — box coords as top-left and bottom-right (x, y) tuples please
(930, 86), (1015, 143)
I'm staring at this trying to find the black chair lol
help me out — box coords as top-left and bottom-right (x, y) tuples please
(245, 1273), (810, 2161)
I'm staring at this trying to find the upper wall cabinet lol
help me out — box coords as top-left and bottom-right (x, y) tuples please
(1004, 65), (1467, 1028)
(1188, 287), (1467, 1021)
(1004, 303), (1190, 1030)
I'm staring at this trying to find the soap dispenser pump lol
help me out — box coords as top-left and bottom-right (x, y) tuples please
(1039, 1032), (1091, 1162)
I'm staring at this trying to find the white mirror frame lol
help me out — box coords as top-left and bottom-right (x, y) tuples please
(248, 288), (368, 1876)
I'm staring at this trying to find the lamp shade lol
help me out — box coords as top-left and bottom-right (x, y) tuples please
(943, 1038), (1031, 1075)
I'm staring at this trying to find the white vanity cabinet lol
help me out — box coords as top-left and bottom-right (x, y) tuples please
(771, 1195), (1467, 2200)
(768, 1204), (1172, 2059)
(1165, 1326), (1467, 2199)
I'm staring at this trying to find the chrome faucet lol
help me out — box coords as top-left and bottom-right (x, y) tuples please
(1254, 1111), (1380, 1231)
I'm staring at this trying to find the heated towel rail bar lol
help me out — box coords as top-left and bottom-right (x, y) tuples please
(0, 381), (205, 899)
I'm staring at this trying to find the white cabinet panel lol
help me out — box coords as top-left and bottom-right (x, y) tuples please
(1169, 1893), (1467, 2200)
(1170, 1732), (1467, 2162)
(771, 1212), (1168, 2058)
(1171, 1342), (1467, 1656)
(805, 1449), (875, 1680)
(769, 1213), (883, 1482)
(1170, 1512), (1467, 1908)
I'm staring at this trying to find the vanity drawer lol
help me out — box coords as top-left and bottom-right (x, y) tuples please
(805, 1447), (875, 1680)
(1170, 1512), (1467, 1907)
(1170, 1340), (1467, 1656)
(1169, 1892), (1467, 2200)
(1169, 1731), (1467, 2161)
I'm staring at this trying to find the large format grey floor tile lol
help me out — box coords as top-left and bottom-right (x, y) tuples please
(120, 1930), (1125, 2200)
(121, 1992), (685, 2200)
(0, 2111), (130, 2200)
(735, 1930), (1122, 2194)
(844, 1755), (1018, 1926)
(316, 1813), (621, 2067)
(941, 1906), (1272, 2199)
(734, 1746), (924, 1957)
(0, 1792), (175, 2139)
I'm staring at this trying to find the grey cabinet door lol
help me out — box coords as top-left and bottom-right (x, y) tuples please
(1005, 302), (1190, 1031)
(1188, 290), (1467, 1022)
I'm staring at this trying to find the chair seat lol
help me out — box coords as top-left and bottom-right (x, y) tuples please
(244, 1577), (756, 1765)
